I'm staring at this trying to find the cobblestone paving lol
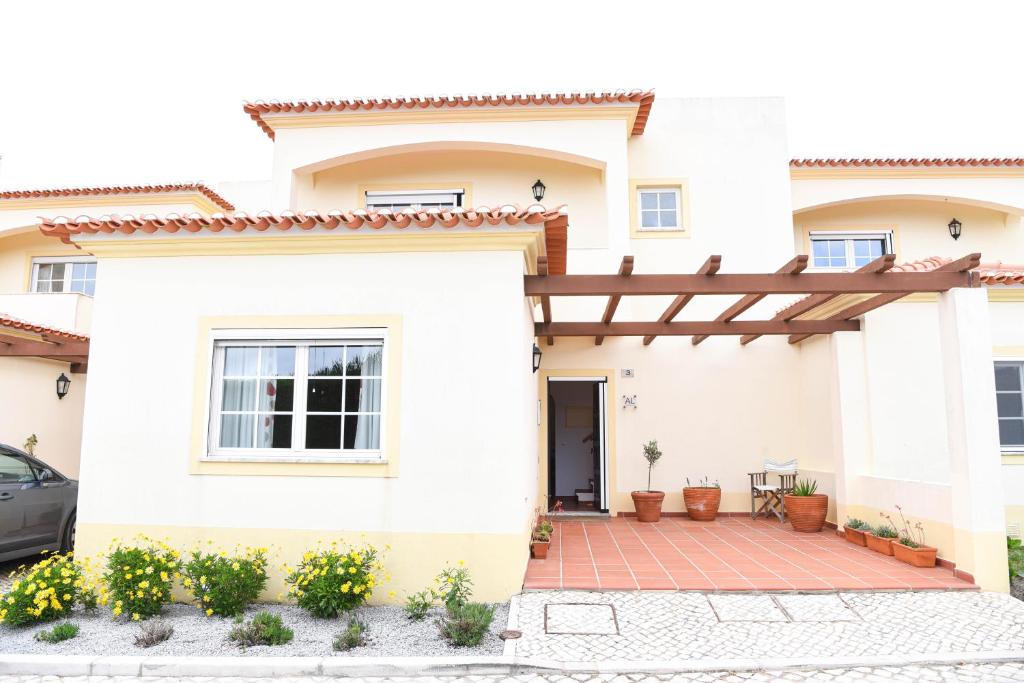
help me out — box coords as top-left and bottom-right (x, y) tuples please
(3, 666), (1024, 681)
(512, 590), (1024, 661)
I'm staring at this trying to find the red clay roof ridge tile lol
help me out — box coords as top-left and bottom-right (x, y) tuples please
(0, 313), (89, 342)
(791, 158), (1024, 169)
(0, 184), (235, 211)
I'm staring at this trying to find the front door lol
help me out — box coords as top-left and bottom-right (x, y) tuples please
(547, 377), (609, 512)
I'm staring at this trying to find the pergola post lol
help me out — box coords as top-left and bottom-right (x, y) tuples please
(828, 331), (873, 529)
(937, 287), (1009, 591)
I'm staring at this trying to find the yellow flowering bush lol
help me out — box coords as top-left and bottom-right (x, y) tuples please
(104, 538), (180, 621)
(285, 543), (383, 618)
(0, 553), (85, 627)
(181, 547), (269, 617)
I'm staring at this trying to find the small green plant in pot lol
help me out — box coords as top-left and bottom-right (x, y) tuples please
(843, 518), (870, 546)
(866, 523), (898, 555)
(883, 507), (937, 567)
(531, 520), (554, 559)
(784, 479), (828, 533)
(682, 476), (722, 522)
(631, 440), (665, 523)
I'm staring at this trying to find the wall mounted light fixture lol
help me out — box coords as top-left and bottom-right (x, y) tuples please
(948, 217), (962, 241)
(56, 372), (70, 400)
(532, 179), (546, 202)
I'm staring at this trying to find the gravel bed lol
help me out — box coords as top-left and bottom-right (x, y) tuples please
(0, 601), (509, 657)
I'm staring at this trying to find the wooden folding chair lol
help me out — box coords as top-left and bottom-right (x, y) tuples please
(749, 459), (798, 522)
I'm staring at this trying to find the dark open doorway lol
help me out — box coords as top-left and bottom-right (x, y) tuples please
(547, 377), (607, 513)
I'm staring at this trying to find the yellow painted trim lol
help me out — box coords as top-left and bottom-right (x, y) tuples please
(75, 522), (528, 603)
(0, 193), (223, 215)
(800, 223), (902, 264)
(993, 346), (1024, 358)
(989, 289), (1024, 302)
(791, 167), (1024, 179)
(355, 182), (474, 210)
(189, 315), (402, 478)
(1002, 454), (1024, 464)
(628, 178), (692, 239)
(263, 106), (639, 137)
(537, 369), (618, 516)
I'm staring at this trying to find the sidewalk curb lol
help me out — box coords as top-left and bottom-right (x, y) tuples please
(1, 650), (1023, 678)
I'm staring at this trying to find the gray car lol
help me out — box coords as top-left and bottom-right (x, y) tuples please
(0, 444), (77, 562)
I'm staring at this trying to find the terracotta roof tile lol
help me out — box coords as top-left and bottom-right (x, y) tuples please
(0, 313), (89, 342)
(891, 256), (1024, 285)
(244, 90), (655, 139)
(0, 184), (235, 211)
(38, 205), (570, 274)
(791, 158), (1024, 169)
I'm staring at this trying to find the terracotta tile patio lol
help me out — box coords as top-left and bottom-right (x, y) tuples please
(524, 516), (976, 591)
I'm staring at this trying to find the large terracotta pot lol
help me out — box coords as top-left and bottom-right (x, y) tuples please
(530, 540), (550, 559)
(784, 494), (828, 533)
(865, 532), (895, 555)
(631, 491), (666, 523)
(844, 526), (868, 546)
(683, 487), (721, 521)
(892, 541), (938, 567)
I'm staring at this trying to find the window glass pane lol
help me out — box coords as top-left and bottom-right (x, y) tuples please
(344, 414), (380, 450)
(85, 262), (97, 278)
(660, 210), (677, 227)
(36, 280), (52, 293)
(995, 364), (1022, 391)
(222, 379), (257, 411)
(83, 280), (96, 296)
(640, 210), (659, 228)
(258, 414), (292, 449)
(1000, 419), (1024, 446)
(51, 263), (66, 279)
(812, 241), (829, 258)
(998, 393), (1024, 418)
(224, 347), (258, 376)
(0, 454), (36, 483)
(344, 378), (382, 412)
(306, 415), (341, 449)
(659, 191), (677, 210)
(346, 346), (383, 376)
(37, 264), (52, 280)
(259, 379), (293, 412)
(307, 379), (343, 412)
(309, 346), (345, 376)
(260, 346), (295, 377)
(70, 280), (85, 293)
(220, 414), (255, 448)
(72, 263), (88, 279)
(640, 191), (658, 210)
(49, 279), (65, 293)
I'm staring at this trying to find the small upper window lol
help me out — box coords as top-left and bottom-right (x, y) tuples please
(365, 189), (465, 212)
(31, 257), (97, 296)
(809, 232), (892, 270)
(996, 361), (1024, 449)
(637, 188), (682, 231)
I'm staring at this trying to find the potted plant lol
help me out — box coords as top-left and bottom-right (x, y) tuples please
(843, 518), (869, 546)
(530, 520), (554, 559)
(631, 440), (665, 523)
(683, 477), (721, 521)
(784, 479), (828, 533)
(884, 507), (938, 568)
(866, 523), (898, 555)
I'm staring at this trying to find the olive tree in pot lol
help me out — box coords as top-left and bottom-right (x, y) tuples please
(784, 479), (829, 533)
(631, 440), (665, 523)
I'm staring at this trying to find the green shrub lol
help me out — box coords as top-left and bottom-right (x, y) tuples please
(1009, 537), (1024, 580)
(105, 538), (180, 621)
(333, 617), (367, 651)
(34, 622), (79, 643)
(898, 536), (920, 548)
(845, 518), (868, 530)
(791, 479), (818, 496)
(182, 548), (269, 617)
(404, 590), (433, 621)
(873, 524), (898, 538)
(0, 553), (84, 627)
(438, 602), (494, 647)
(285, 544), (382, 618)
(434, 561), (473, 611)
(228, 611), (293, 648)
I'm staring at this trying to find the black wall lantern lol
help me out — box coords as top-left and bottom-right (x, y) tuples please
(948, 218), (962, 241)
(56, 372), (71, 400)
(531, 179), (546, 202)
(532, 343), (543, 373)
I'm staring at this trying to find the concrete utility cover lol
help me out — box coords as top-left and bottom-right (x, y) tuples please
(544, 603), (619, 635)
(776, 593), (861, 622)
(708, 594), (787, 622)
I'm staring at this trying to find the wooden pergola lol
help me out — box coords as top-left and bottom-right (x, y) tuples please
(527, 252), (981, 345)
(0, 317), (90, 372)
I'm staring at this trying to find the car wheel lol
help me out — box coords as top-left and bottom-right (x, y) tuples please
(61, 511), (76, 553)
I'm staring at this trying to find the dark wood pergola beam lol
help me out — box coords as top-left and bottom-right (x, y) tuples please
(692, 255), (808, 346)
(524, 270), (973, 297)
(787, 252), (982, 344)
(537, 319), (860, 337)
(595, 256), (634, 346)
(643, 255), (721, 346)
(0, 340), (90, 358)
(536, 256), (553, 346)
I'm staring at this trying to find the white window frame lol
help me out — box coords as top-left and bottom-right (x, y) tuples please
(204, 328), (388, 463)
(30, 256), (97, 296)
(996, 358), (1024, 453)
(365, 189), (465, 212)
(636, 187), (683, 232)
(808, 231), (893, 270)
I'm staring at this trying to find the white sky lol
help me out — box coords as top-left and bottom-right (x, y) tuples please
(1, 0), (1022, 191)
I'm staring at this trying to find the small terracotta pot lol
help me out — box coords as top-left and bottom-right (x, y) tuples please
(683, 487), (721, 521)
(892, 541), (938, 567)
(530, 540), (550, 559)
(865, 532), (895, 555)
(844, 526), (868, 546)
(631, 491), (666, 523)
(784, 494), (829, 533)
